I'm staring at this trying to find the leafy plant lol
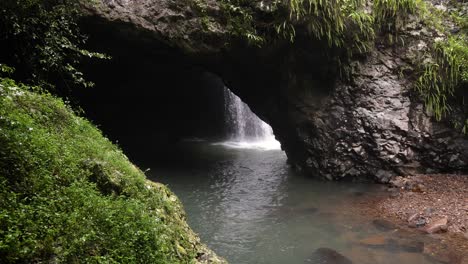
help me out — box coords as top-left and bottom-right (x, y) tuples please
(0, 78), (219, 263)
(416, 36), (468, 129)
(0, 0), (107, 91)
(373, 0), (419, 28)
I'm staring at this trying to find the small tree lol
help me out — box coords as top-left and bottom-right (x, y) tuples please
(0, 0), (106, 90)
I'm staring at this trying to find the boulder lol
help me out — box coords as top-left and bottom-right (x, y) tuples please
(305, 248), (353, 264)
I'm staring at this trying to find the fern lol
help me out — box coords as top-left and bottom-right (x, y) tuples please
(416, 36), (468, 127)
(373, 0), (421, 44)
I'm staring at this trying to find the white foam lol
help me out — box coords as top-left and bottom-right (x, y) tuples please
(213, 138), (281, 151)
(223, 87), (281, 151)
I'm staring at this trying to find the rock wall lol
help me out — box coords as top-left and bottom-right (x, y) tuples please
(287, 48), (468, 182)
(82, 0), (468, 182)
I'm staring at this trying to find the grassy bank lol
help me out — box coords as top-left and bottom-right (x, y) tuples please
(0, 78), (224, 263)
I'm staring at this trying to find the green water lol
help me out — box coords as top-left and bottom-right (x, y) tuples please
(149, 141), (441, 264)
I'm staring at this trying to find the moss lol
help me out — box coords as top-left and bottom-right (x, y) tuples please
(0, 78), (225, 263)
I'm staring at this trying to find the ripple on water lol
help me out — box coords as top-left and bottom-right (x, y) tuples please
(151, 141), (444, 264)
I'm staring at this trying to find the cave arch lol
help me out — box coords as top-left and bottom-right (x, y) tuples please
(78, 6), (468, 181)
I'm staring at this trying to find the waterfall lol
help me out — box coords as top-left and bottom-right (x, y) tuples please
(221, 87), (281, 150)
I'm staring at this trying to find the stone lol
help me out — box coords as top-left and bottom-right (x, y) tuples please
(375, 170), (394, 183)
(372, 219), (398, 231)
(423, 208), (434, 216)
(425, 217), (448, 234)
(359, 235), (387, 247)
(411, 183), (426, 193)
(305, 248), (353, 264)
(407, 212), (419, 222)
(387, 238), (425, 253)
(196, 252), (209, 262)
(390, 176), (406, 188)
(407, 213), (427, 228)
(359, 236), (424, 253)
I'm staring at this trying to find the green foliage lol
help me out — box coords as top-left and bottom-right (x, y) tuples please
(0, 0), (107, 90)
(220, 0), (266, 46)
(0, 78), (210, 263)
(373, 0), (419, 28)
(282, 0), (376, 54)
(416, 35), (468, 129)
(214, 0), (378, 56)
(0, 64), (14, 75)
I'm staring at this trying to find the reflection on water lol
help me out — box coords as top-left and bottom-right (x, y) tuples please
(149, 141), (442, 264)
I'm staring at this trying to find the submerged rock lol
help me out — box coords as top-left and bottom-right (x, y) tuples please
(359, 235), (425, 253)
(387, 238), (425, 253)
(305, 248), (353, 264)
(372, 219), (398, 231)
(359, 235), (387, 247)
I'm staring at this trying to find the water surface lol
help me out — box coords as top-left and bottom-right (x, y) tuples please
(149, 141), (440, 264)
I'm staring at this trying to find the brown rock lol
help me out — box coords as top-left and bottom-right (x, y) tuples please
(407, 212), (419, 222)
(388, 238), (425, 253)
(359, 235), (387, 247)
(407, 213), (427, 228)
(390, 176), (406, 188)
(411, 183), (426, 193)
(306, 248), (353, 264)
(373, 219), (398, 231)
(426, 216), (448, 234)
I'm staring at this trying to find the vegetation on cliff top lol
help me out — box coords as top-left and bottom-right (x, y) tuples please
(0, 0), (106, 91)
(0, 78), (219, 263)
(214, 0), (467, 132)
(1, 0), (465, 130)
(416, 6), (468, 132)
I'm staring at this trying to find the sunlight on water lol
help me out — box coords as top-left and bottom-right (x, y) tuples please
(151, 141), (440, 264)
(213, 138), (281, 150)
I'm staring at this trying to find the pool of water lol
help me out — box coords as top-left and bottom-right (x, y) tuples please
(148, 141), (442, 264)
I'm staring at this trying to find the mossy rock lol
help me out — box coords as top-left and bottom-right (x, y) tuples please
(0, 78), (226, 263)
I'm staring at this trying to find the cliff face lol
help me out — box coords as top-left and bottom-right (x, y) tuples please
(82, 0), (468, 182)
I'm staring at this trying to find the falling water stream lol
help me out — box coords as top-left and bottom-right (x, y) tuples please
(219, 87), (281, 150)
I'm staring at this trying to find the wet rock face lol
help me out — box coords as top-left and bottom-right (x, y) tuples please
(285, 48), (468, 182)
(82, 0), (468, 182)
(81, 0), (227, 54)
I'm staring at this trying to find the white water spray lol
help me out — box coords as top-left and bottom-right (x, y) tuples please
(220, 87), (281, 150)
